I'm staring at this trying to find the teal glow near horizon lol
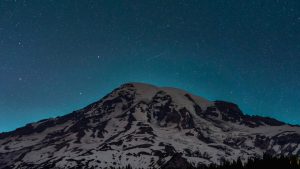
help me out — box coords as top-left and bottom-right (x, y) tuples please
(0, 0), (300, 132)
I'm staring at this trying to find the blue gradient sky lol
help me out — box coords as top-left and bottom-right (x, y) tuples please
(0, 0), (300, 132)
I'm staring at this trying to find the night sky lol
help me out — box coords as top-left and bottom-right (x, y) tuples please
(1, 0), (300, 132)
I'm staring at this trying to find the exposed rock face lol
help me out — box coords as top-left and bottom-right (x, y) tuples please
(0, 82), (299, 169)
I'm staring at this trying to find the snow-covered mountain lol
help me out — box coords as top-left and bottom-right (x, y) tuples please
(1, 83), (300, 169)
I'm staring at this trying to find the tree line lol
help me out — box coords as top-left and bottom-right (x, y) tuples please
(118, 154), (300, 169)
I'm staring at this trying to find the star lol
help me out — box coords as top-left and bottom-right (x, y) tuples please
(18, 41), (24, 48)
(1, 0), (300, 132)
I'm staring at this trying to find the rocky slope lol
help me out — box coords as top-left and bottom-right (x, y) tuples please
(0, 83), (300, 169)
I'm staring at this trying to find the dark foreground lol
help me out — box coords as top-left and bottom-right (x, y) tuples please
(122, 154), (300, 169)
(1, 154), (299, 169)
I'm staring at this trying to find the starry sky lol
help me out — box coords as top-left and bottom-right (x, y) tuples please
(0, 0), (300, 132)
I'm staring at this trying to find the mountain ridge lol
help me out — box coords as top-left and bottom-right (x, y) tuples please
(1, 82), (300, 169)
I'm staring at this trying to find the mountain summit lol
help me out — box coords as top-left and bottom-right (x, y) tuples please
(0, 83), (299, 169)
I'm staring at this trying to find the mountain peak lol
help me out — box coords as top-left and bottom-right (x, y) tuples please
(121, 82), (158, 89)
(0, 83), (299, 169)
(116, 82), (213, 109)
